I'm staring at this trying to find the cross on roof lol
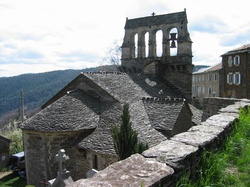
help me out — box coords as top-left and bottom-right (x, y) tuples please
(56, 149), (69, 173)
(151, 12), (155, 16)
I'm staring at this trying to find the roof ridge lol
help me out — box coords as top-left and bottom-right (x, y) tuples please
(83, 71), (127, 75)
(142, 97), (184, 104)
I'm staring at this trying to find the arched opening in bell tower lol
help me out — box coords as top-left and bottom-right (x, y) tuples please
(169, 28), (178, 56)
(134, 33), (138, 58)
(156, 30), (163, 57)
(145, 32), (149, 57)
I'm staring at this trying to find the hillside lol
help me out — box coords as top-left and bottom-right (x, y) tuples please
(0, 64), (203, 127)
(0, 65), (117, 119)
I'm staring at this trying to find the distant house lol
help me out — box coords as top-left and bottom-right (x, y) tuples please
(0, 135), (11, 168)
(192, 63), (222, 106)
(221, 44), (250, 99)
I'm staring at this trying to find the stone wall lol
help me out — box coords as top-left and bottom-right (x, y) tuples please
(69, 98), (250, 187)
(23, 130), (92, 187)
(0, 136), (10, 168)
(202, 97), (245, 121)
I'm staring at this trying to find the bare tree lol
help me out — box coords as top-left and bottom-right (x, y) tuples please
(102, 40), (122, 67)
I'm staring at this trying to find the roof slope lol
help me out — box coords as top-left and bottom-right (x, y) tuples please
(222, 43), (250, 55)
(79, 100), (168, 155)
(21, 89), (100, 132)
(125, 11), (187, 29)
(78, 102), (123, 155)
(21, 72), (191, 155)
(143, 98), (184, 131)
(84, 72), (181, 103)
(193, 62), (222, 74)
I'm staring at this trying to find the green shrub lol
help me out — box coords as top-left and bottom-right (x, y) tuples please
(112, 103), (148, 160)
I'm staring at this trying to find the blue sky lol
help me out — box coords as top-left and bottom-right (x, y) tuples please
(0, 0), (250, 77)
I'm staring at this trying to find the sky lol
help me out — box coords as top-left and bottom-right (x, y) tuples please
(0, 0), (250, 77)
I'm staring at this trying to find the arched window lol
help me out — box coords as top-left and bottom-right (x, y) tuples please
(134, 33), (138, 58)
(169, 28), (178, 56)
(145, 32), (149, 57)
(156, 30), (163, 57)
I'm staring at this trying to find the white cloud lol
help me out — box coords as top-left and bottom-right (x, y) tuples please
(0, 0), (250, 77)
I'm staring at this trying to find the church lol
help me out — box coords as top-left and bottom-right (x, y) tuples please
(21, 9), (197, 186)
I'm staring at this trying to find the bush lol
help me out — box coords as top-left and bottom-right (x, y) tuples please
(112, 103), (148, 160)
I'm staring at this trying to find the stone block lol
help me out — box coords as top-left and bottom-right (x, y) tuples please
(142, 140), (198, 172)
(171, 130), (218, 150)
(69, 154), (174, 187)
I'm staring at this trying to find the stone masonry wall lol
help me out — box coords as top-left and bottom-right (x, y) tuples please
(23, 130), (91, 187)
(202, 97), (245, 121)
(69, 98), (250, 187)
(0, 137), (10, 168)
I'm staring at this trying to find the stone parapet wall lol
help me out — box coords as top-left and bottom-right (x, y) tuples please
(69, 98), (250, 187)
(202, 97), (245, 121)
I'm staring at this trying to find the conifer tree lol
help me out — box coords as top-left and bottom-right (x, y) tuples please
(112, 103), (148, 160)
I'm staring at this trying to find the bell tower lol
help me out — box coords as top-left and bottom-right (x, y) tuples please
(121, 9), (193, 101)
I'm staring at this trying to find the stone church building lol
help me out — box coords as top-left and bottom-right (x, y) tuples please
(21, 10), (196, 186)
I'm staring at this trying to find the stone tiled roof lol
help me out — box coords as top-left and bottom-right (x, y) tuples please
(143, 99), (184, 131)
(188, 104), (202, 125)
(78, 102), (123, 155)
(222, 43), (250, 55)
(79, 100), (168, 155)
(125, 11), (187, 29)
(84, 73), (181, 102)
(21, 89), (100, 132)
(21, 72), (192, 155)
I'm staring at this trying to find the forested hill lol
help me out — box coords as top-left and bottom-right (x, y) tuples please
(0, 65), (117, 118)
(0, 64), (207, 120)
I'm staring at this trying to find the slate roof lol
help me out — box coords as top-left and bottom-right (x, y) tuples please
(21, 89), (100, 132)
(222, 43), (250, 55)
(143, 99), (184, 131)
(21, 72), (192, 155)
(84, 72), (181, 102)
(125, 10), (187, 29)
(188, 104), (202, 125)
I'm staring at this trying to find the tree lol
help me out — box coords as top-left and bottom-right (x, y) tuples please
(112, 103), (148, 160)
(102, 40), (122, 67)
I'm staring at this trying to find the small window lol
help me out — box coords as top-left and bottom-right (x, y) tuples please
(234, 72), (241, 85)
(92, 154), (98, 170)
(208, 74), (212, 81)
(228, 56), (233, 67)
(192, 86), (196, 94)
(208, 87), (212, 95)
(234, 55), (240, 66)
(214, 73), (218, 81)
(227, 73), (233, 84)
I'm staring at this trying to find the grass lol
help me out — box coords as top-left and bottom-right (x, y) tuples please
(177, 106), (250, 187)
(0, 172), (27, 187)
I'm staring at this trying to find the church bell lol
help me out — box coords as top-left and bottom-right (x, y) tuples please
(170, 33), (177, 40)
(170, 33), (177, 48)
(170, 41), (176, 48)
